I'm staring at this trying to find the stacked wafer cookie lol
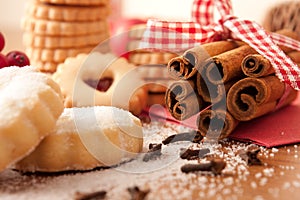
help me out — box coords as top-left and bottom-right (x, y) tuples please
(127, 23), (178, 106)
(22, 0), (111, 73)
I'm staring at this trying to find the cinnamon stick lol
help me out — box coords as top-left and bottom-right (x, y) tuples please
(166, 91), (204, 120)
(288, 51), (300, 63)
(203, 45), (256, 84)
(274, 29), (300, 53)
(167, 80), (196, 100)
(241, 54), (274, 77)
(197, 108), (239, 140)
(196, 73), (236, 103)
(165, 80), (205, 120)
(167, 41), (242, 80)
(167, 56), (190, 80)
(226, 76), (298, 121)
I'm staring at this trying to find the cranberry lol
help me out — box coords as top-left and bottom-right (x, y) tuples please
(0, 53), (8, 69)
(6, 50), (30, 67)
(0, 32), (5, 52)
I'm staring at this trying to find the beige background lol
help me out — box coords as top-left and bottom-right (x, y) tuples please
(0, 0), (290, 52)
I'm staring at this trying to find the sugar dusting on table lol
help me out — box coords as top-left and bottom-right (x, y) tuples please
(0, 121), (300, 200)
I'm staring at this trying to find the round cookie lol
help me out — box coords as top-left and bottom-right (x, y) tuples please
(26, 1), (110, 22)
(129, 52), (177, 65)
(23, 32), (109, 49)
(35, 0), (110, 6)
(15, 106), (143, 172)
(52, 52), (148, 116)
(21, 17), (109, 36)
(0, 66), (64, 172)
(26, 45), (95, 63)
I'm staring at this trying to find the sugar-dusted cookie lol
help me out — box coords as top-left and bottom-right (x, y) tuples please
(52, 52), (148, 116)
(0, 66), (64, 172)
(15, 106), (143, 172)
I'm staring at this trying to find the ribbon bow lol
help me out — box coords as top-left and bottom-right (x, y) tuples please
(140, 0), (300, 90)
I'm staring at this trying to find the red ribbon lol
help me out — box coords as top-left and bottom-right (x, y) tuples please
(140, 0), (300, 90)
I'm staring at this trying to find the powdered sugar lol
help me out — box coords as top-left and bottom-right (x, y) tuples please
(0, 121), (300, 199)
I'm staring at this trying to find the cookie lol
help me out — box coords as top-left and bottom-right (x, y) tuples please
(26, 1), (110, 22)
(26, 46), (95, 63)
(23, 31), (109, 49)
(21, 17), (109, 36)
(128, 24), (147, 39)
(147, 93), (166, 106)
(15, 106), (143, 172)
(0, 66), (64, 172)
(52, 52), (148, 116)
(30, 60), (60, 73)
(129, 52), (178, 65)
(35, 0), (110, 6)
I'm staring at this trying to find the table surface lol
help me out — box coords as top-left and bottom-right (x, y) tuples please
(0, 121), (300, 200)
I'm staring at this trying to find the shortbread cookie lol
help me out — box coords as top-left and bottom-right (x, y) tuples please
(128, 24), (147, 39)
(147, 93), (166, 106)
(129, 52), (178, 65)
(35, 0), (109, 6)
(263, 1), (300, 33)
(26, 46), (95, 63)
(52, 53), (148, 116)
(21, 17), (109, 36)
(135, 64), (170, 79)
(23, 32), (109, 49)
(15, 106), (143, 172)
(26, 2), (110, 22)
(30, 59), (60, 73)
(0, 66), (64, 172)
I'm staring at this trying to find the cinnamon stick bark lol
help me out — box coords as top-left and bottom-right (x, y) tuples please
(226, 76), (298, 121)
(203, 45), (257, 84)
(288, 51), (300, 63)
(241, 51), (300, 77)
(241, 54), (274, 77)
(167, 41), (242, 80)
(196, 73), (235, 103)
(165, 80), (205, 120)
(274, 29), (300, 53)
(197, 108), (239, 140)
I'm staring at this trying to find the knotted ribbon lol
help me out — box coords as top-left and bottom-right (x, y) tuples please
(140, 0), (300, 90)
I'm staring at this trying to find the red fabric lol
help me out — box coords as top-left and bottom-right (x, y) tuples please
(142, 95), (300, 147)
(140, 0), (300, 90)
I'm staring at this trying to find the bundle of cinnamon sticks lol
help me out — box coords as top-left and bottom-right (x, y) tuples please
(165, 29), (300, 140)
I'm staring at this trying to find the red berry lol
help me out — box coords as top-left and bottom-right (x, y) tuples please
(84, 77), (113, 92)
(0, 32), (5, 52)
(6, 50), (30, 67)
(0, 53), (9, 69)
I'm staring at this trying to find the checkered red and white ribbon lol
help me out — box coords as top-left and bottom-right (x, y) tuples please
(140, 0), (300, 90)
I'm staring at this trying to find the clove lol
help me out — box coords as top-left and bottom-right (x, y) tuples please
(74, 190), (106, 200)
(162, 131), (203, 145)
(239, 148), (263, 166)
(181, 159), (226, 175)
(127, 186), (150, 200)
(180, 148), (210, 160)
(143, 143), (162, 162)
